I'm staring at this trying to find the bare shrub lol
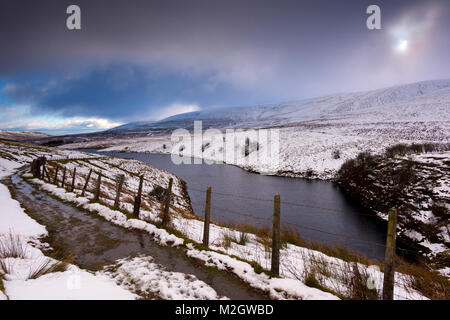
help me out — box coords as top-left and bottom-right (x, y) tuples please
(149, 185), (166, 202)
(385, 142), (450, 158)
(305, 168), (314, 178)
(238, 231), (249, 245)
(385, 143), (409, 158)
(201, 142), (210, 153)
(431, 203), (449, 221)
(332, 150), (341, 159)
(221, 231), (234, 249)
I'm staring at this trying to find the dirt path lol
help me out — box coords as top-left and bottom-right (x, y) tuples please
(5, 169), (268, 300)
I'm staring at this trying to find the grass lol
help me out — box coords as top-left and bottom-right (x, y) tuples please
(0, 259), (14, 275)
(18, 160), (368, 298)
(304, 272), (321, 288)
(20, 148), (449, 300)
(303, 272), (340, 297)
(0, 231), (70, 281)
(396, 257), (450, 300)
(238, 231), (249, 245)
(28, 257), (70, 280)
(220, 230), (250, 247)
(0, 274), (7, 299)
(159, 224), (275, 278)
(220, 221), (378, 267)
(346, 263), (380, 300)
(285, 249), (379, 300)
(221, 232), (234, 248)
(0, 232), (28, 259)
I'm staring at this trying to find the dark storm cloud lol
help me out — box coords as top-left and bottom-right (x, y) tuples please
(1, 0), (450, 125)
(1, 64), (248, 120)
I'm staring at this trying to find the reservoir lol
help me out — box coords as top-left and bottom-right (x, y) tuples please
(81, 150), (388, 261)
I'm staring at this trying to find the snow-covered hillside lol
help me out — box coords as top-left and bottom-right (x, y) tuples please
(111, 79), (450, 132)
(336, 150), (450, 272)
(61, 79), (450, 179)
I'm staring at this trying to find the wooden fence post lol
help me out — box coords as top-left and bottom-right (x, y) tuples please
(34, 158), (41, 179)
(133, 175), (144, 217)
(32, 157), (45, 179)
(39, 157), (46, 179)
(70, 168), (76, 192)
(53, 165), (59, 184)
(202, 186), (212, 247)
(161, 178), (173, 226)
(43, 165), (51, 182)
(94, 172), (102, 201)
(61, 167), (67, 188)
(383, 208), (398, 300)
(30, 159), (38, 177)
(114, 174), (125, 210)
(81, 169), (92, 197)
(37, 160), (42, 179)
(271, 194), (281, 276)
(40, 162), (45, 180)
(41, 164), (46, 181)
(39, 162), (43, 179)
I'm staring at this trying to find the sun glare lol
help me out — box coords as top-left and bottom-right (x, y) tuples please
(396, 39), (409, 53)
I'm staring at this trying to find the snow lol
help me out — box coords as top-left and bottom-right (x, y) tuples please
(4, 265), (136, 300)
(94, 121), (449, 180)
(60, 79), (450, 179)
(1, 140), (437, 300)
(0, 158), (22, 179)
(100, 256), (226, 300)
(353, 151), (450, 262)
(29, 170), (348, 300)
(111, 79), (450, 131)
(54, 80), (450, 280)
(28, 155), (430, 300)
(0, 218), (136, 300)
(0, 143), (137, 300)
(0, 184), (47, 237)
(186, 248), (338, 300)
(30, 178), (186, 248)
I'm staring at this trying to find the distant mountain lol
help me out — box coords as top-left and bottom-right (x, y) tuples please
(110, 79), (450, 132)
(0, 130), (51, 141)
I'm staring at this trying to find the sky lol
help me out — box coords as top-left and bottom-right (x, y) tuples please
(0, 0), (449, 135)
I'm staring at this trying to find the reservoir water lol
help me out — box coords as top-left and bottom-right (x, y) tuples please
(81, 150), (388, 260)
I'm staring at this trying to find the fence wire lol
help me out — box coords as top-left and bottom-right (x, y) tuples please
(38, 160), (433, 300)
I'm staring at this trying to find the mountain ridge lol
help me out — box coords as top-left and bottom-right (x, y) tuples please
(109, 79), (450, 132)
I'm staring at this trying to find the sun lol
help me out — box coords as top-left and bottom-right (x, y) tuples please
(396, 40), (409, 53)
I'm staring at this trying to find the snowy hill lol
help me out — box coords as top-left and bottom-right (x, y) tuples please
(0, 130), (51, 141)
(110, 79), (450, 132)
(61, 79), (450, 179)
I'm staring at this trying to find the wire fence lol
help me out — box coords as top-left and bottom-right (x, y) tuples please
(188, 186), (383, 218)
(189, 186), (424, 258)
(33, 158), (433, 300)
